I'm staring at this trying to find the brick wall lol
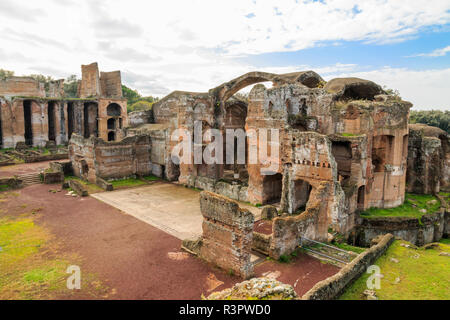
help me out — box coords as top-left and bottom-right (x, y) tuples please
(199, 191), (254, 279)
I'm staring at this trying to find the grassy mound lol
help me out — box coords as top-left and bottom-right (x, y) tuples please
(361, 193), (441, 219)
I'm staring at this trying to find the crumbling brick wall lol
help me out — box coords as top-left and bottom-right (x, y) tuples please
(199, 191), (254, 279)
(0, 77), (45, 98)
(269, 181), (332, 259)
(100, 71), (123, 98)
(69, 133), (151, 183)
(407, 124), (449, 194)
(79, 63), (101, 98)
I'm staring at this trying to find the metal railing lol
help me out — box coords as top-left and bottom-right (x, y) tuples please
(300, 236), (350, 265)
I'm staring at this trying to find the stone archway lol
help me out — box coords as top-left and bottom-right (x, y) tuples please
(84, 102), (98, 138)
(210, 70), (324, 104)
(107, 103), (122, 116)
(292, 179), (312, 213)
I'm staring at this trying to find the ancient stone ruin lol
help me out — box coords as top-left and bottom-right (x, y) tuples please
(4, 65), (445, 277)
(0, 62), (128, 149)
(121, 71), (414, 244)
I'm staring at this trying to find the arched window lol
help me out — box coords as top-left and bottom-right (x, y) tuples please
(107, 103), (122, 117)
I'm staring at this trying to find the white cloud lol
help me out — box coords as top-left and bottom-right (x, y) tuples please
(0, 0), (449, 110)
(411, 45), (450, 57)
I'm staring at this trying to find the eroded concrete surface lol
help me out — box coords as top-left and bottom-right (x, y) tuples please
(92, 181), (262, 240)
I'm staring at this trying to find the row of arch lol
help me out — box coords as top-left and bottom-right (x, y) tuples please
(19, 100), (123, 146)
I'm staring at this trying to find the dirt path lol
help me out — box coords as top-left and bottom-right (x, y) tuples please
(0, 161), (54, 178)
(1, 184), (339, 299)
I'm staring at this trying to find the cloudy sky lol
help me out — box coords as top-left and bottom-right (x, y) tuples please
(1, 0), (449, 110)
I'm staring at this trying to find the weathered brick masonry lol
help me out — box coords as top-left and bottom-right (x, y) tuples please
(199, 191), (254, 279)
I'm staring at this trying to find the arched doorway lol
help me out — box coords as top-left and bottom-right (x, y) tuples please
(293, 179), (312, 213)
(67, 102), (74, 140)
(222, 101), (248, 181)
(23, 100), (33, 146)
(48, 101), (56, 142)
(83, 102), (98, 138)
(107, 118), (116, 130)
(331, 141), (352, 182)
(357, 185), (365, 210)
(108, 131), (115, 141)
(262, 173), (283, 205)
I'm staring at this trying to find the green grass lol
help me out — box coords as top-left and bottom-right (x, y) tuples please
(64, 176), (103, 194)
(340, 133), (360, 137)
(0, 184), (11, 192)
(361, 193), (441, 219)
(339, 240), (450, 300)
(142, 175), (160, 182)
(0, 213), (109, 299)
(110, 178), (147, 189)
(332, 242), (365, 254)
(439, 238), (450, 245)
(438, 192), (449, 206)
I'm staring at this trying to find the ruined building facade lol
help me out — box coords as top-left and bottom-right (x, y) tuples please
(0, 62), (128, 148)
(109, 71), (410, 241)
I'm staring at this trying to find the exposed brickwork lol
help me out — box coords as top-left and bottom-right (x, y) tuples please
(407, 123), (449, 194)
(0, 77), (44, 97)
(0, 62), (127, 148)
(150, 73), (414, 245)
(69, 133), (151, 183)
(199, 191), (254, 279)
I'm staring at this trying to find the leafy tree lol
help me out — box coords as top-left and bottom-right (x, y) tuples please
(128, 100), (154, 112)
(122, 85), (159, 112)
(410, 110), (450, 134)
(64, 75), (79, 98)
(0, 69), (14, 80)
(383, 86), (401, 99)
(122, 85), (142, 105)
(28, 74), (55, 92)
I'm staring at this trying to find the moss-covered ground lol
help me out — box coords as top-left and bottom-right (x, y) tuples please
(0, 212), (108, 299)
(339, 239), (450, 300)
(360, 193), (441, 219)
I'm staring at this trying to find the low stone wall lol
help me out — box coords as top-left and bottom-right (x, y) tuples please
(0, 177), (22, 189)
(252, 232), (272, 255)
(68, 179), (88, 196)
(43, 171), (64, 184)
(96, 176), (113, 191)
(356, 210), (447, 247)
(301, 233), (394, 300)
(199, 191), (254, 279)
(24, 153), (69, 163)
(186, 176), (249, 202)
(49, 161), (73, 175)
(69, 134), (152, 183)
